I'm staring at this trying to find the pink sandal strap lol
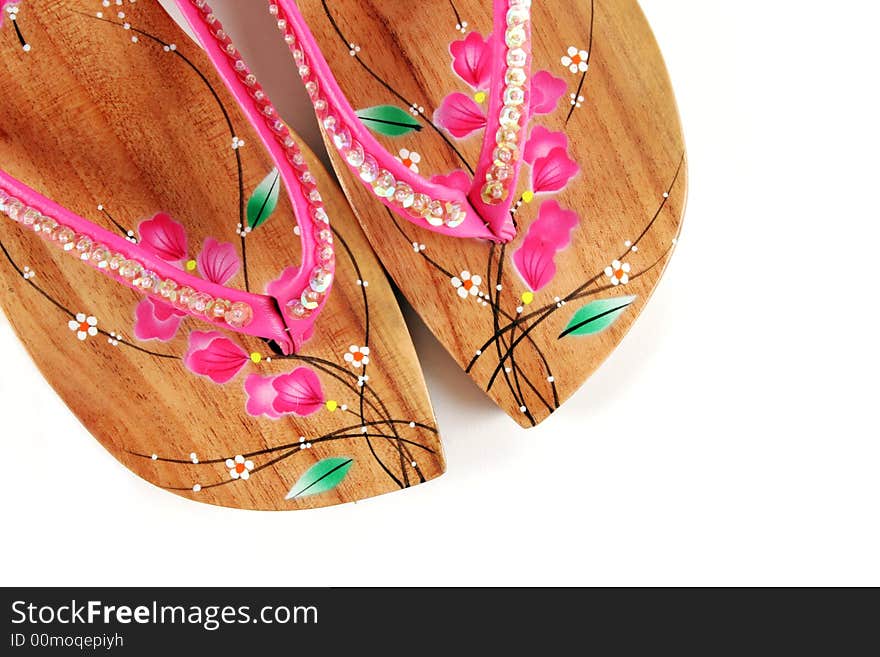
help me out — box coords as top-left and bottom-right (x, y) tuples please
(1, 0), (340, 355)
(270, 0), (518, 243)
(179, 0), (337, 352)
(0, 175), (286, 343)
(467, 1), (532, 231)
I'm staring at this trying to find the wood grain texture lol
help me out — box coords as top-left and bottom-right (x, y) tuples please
(0, 0), (444, 510)
(298, 0), (687, 427)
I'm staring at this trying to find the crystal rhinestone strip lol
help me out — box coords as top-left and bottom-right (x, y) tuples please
(481, 0), (531, 205)
(0, 187), (254, 329)
(268, 1), (467, 230)
(190, 0), (335, 320)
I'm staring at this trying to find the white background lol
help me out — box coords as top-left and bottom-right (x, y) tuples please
(1, 1), (878, 586)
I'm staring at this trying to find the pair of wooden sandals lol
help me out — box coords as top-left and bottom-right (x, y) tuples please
(0, 0), (686, 510)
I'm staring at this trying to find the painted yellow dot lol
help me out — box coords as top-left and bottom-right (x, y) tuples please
(521, 291), (534, 305)
(522, 190), (535, 203)
(474, 91), (487, 104)
(325, 400), (338, 412)
(250, 352), (262, 364)
(185, 259), (197, 271)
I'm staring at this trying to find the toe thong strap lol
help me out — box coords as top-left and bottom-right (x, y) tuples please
(0, 174), (292, 350)
(2, 0), (342, 355)
(271, 0), (516, 242)
(177, 0), (338, 353)
(468, 0), (532, 233)
(269, 0), (534, 243)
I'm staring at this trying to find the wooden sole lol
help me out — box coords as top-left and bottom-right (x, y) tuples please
(295, 0), (687, 427)
(0, 0), (444, 509)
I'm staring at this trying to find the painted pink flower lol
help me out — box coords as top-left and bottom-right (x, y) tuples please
(271, 368), (325, 416)
(131, 217), (244, 342)
(523, 127), (579, 194)
(244, 368), (325, 418)
(435, 92), (487, 138)
(450, 31), (492, 90)
(138, 212), (188, 263)
(184, 331), (248, 384)
(524, 126), (569, 164)
(132, 213), (191, 341)
(244, 374), (284, 419)
(134, 297), (185, 342)
(513, 200), (579, 292)
(197, 238), (240, 285)
(529, 70), (566, 115)
(430, 169), (471, 194)
(531, 147), (580, 194)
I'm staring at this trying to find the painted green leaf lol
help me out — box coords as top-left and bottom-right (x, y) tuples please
(246, 168), (281, 230)
(356, 105), (422, 136)
(285, 457), (354, 500)
(558, 296), (637, 339)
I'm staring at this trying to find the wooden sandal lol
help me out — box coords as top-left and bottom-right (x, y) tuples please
(265, 0), (687, 426)
(0, 0), (444, 510)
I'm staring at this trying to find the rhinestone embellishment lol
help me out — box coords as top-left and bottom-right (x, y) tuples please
(190, 0), (336, 322)
(268, 1), (467, 231)
(0, 187), (253, 330)
(482, 0), (532, 205)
